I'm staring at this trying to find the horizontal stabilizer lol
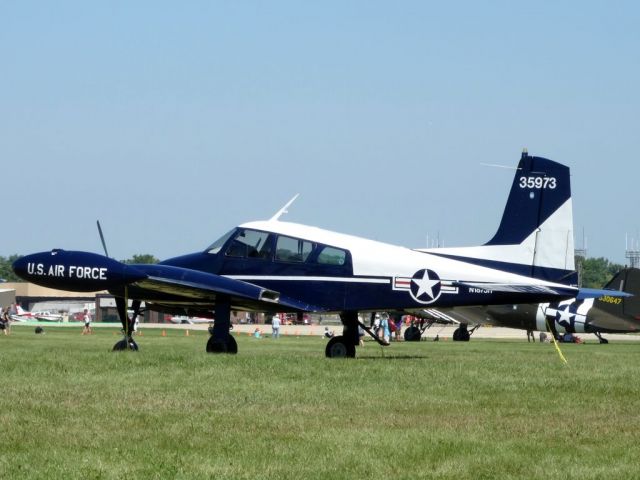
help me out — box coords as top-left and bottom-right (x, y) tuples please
(455, 281), (577, 297)
(575, 288), (633, 300)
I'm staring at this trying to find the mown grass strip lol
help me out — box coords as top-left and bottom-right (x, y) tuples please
(1, 326), (639, 479)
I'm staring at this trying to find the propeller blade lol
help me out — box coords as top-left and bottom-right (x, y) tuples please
(97, 220), (110, 258)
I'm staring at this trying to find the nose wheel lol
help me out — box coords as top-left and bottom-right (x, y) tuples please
(112, 294), (141, 352)
(113, 338), (139, 351)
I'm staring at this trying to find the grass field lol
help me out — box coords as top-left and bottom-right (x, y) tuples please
(1, 326), (640, 479)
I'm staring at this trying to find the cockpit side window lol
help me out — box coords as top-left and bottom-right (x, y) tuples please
(275, 235), (313, 263)
(206, 229), (236, 254)
(316, 246), (347, 266)
(225, 229), (273, 259)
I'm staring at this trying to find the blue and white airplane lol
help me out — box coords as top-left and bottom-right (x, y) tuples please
(13, 151), (590, 357)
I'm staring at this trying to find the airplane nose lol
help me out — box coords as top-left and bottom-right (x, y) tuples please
(11, 250), (148, 292)
(12, 256), (28, 278)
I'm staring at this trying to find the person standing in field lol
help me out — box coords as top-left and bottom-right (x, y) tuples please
(2, 307), (10, 335)
(0, 307), (6, 336)
(82, 309), (92, 335)
(271, 314), (281, 339)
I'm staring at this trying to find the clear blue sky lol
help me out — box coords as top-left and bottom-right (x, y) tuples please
(2, 1), (639, 264)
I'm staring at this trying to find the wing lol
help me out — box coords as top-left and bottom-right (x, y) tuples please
(119, 264), (324, 313)
(12, 250), (322, 313)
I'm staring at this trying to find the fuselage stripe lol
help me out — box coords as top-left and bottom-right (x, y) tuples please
(225, 275), (390, 284)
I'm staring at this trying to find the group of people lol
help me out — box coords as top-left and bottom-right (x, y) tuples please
(371, 313), (403, 343)
(0, 305), (13, 335)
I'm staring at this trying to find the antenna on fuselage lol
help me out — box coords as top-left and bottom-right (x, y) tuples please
(269, 194), (300, 221)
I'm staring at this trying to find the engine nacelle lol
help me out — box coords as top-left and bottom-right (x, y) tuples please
(12, 250), (147, 292)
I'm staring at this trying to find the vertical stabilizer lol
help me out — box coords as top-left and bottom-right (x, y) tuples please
(486, 151), (572, 249)
(423, 151), (576, 284)
(598, 268), (640, 319)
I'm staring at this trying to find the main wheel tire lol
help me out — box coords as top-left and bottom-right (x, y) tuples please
(325, 335), (356, 358)
(206, 334), (238, 354)
(452, 327), (470, 342)
(404, 326), (421, 342)
(112, 339), (139, 351)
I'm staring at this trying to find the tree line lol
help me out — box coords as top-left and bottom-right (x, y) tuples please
(0, 254), (627, 288)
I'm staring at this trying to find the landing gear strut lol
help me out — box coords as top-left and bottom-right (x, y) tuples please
(206, 297), (237, 354)
(595, 331), (609, 344)
(325, 312), (391, 358)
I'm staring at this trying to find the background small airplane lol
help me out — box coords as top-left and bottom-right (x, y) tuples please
(14, 151), (608, 357)
(9, 305), (63, 322)
(169, 315), (212, 325)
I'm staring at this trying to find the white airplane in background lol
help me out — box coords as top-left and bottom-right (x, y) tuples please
(10, 305), (63, 322)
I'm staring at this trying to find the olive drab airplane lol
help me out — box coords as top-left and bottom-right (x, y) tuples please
(14, 151), (602, 357)
(423, 268), (640, 343)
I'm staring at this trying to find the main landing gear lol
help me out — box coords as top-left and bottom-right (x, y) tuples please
(452, 323), (480, 341)
(595, 331), (609, 344)
(206, 334), (238, 353)
(452, 323), (471, 342)
(325, 312), (390, 358)
(325, 336), (356, 358)
(206, 297), (237, 354)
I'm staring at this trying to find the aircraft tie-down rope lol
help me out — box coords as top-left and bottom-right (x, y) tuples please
(545, 317), (568, 365)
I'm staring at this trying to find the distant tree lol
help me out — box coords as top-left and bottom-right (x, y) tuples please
(121, 254), (159, 265)
(580, 257), (625, 288)
(0, 255), (23, 282)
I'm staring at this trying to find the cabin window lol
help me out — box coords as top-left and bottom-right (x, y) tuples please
(225, 229), (273, 259)
(275, 235), (313, 263)
(316, 246), (347, 266)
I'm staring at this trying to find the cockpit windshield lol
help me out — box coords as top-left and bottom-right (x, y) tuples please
(206, 229), (236, 254)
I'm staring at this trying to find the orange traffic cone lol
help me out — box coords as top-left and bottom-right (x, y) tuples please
(161, 329), (166, 337)
(185, 329), (190, 336)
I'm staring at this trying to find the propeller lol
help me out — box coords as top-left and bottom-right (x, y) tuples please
(97, 220), (110, 258)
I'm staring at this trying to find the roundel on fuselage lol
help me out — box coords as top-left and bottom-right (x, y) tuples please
(409, 269), (442, 304)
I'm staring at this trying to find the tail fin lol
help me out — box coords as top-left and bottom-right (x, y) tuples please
(424, 150), (576, 284)
(597, 268), (640, 319)
(486, 151), (572, 248)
